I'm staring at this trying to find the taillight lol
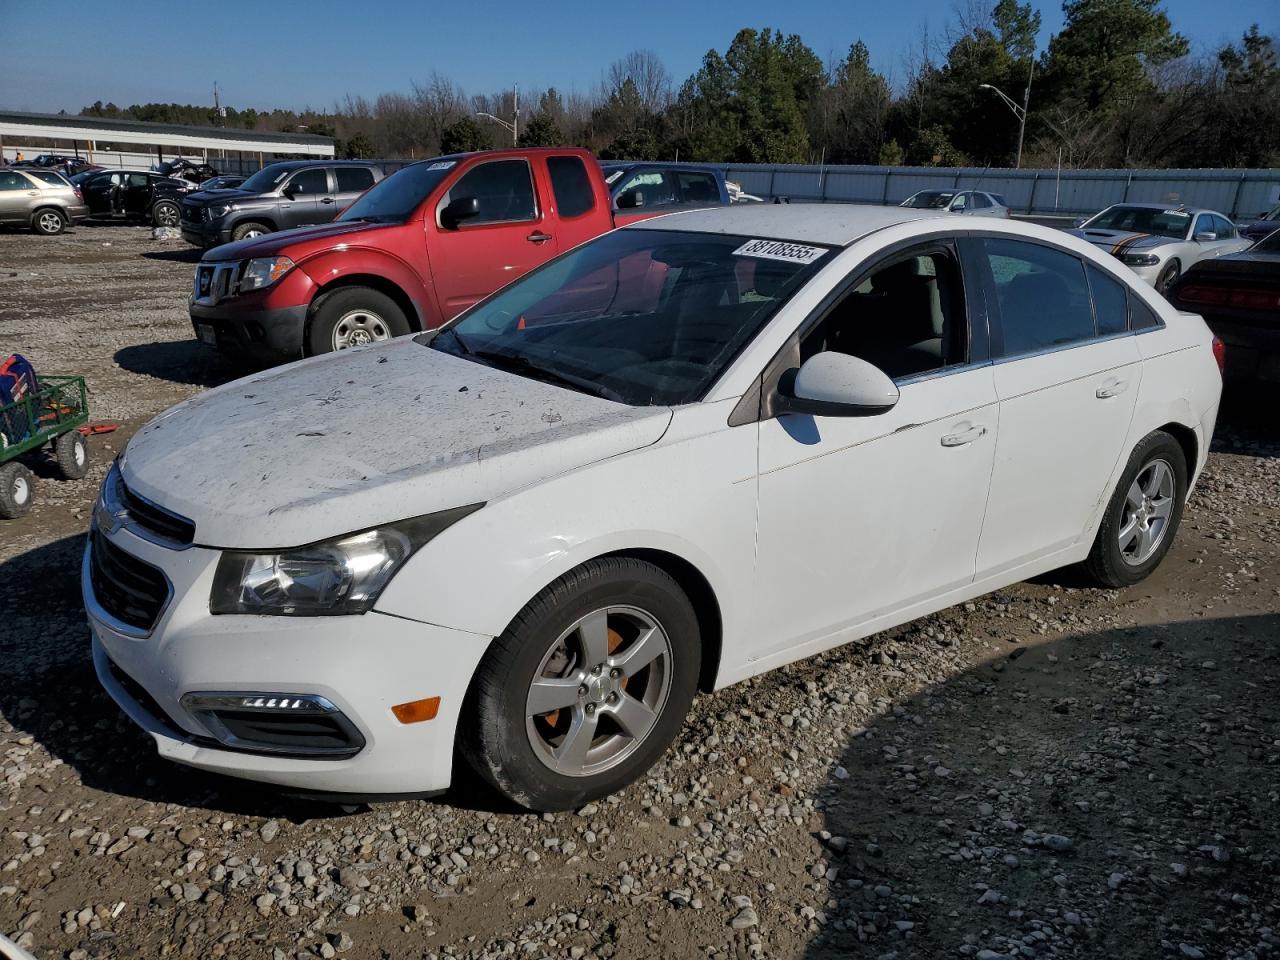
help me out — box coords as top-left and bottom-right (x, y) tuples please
(1177, 284), (1227, 305)
(1178, 283), (1280, 310)
(73, 187), (82, 200)
(1211, 335), (1226, 375)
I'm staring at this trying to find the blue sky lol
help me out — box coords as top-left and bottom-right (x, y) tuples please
(3, 0), (1277, 115)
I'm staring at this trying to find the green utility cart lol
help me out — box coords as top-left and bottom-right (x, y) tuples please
(0, 375), (91, 518)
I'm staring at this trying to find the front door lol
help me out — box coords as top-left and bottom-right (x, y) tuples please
(278, 167), (326, 229)
(426, 157), (551, 321)
(973, 236), (1142, 578)
(750, 241), (999, 662)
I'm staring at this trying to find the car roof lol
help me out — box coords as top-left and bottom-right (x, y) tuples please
(627, 203), (950, 247)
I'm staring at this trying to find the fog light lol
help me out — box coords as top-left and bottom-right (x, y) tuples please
(391, 697), (440, 724)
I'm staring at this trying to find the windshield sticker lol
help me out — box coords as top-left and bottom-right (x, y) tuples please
(1163, 210), (1189, 217)
(733, 239), (827, 264)
(427, 160), (457, 171)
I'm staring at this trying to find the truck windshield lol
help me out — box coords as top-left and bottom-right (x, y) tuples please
(239, 164), (293, 193)
(337, 159), (458, 225)
(430, 228), (830, 406)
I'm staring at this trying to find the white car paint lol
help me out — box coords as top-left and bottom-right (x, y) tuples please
(85, 204), (1223, 797)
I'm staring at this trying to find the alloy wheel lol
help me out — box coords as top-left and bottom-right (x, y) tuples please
(524, 605), (673, 778)
(37, 212), (62, 234)
(1118, 458), (1175, 565)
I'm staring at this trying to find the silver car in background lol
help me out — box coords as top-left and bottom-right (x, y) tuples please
(0, 167), (88, 235)
(900, 189), (1011, 218)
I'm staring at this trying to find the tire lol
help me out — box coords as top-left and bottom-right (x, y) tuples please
(1156, 260), (1181, 296)
(32, 208), (67, 236)
(0, 461), (35, 519)
(54, 430), (89, 480)
(1083, 430), (1188, 588)
(151, 200), (180, 227)
(460, 557), (701, 812)
(306, 287), (410, 355)
(231, 221), (272, 242)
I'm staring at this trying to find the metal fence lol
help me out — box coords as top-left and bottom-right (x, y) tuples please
(691, 162), (1280, 220)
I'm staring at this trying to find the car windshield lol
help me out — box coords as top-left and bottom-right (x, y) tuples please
(238, 163), (294, 194)
(336, 159), (454, 224)
(1262, 203), (1280, 223)
(429, 228), (830, 406)
(902, 191), (954, 209)
(1254, 230), (1280, 252)
(1084, 206), (1191, 239)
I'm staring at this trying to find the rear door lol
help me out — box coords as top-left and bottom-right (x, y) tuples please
(332, 166), (376, 218)
(124, 173), (154, 216)
(424, 157), (548, 320)
(973, 236), (1141, 578)
(278, 167), (326, 228)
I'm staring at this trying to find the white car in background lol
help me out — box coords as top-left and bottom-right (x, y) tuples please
(86, 205), (1223, 811)
(900, 189), (1011, 218)
(1069, 203), (1251, 294)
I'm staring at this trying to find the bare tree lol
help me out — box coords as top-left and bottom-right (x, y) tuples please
(411, 72), (467, 155)
(607, 50), (672, 111)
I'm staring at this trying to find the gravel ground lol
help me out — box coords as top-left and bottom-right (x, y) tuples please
(1, 227), (1278, 960)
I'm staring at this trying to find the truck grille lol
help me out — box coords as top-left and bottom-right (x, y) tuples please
(180, 201), (202, 223)
(88, 530), (170, 632)
(193, 262), (238, 305)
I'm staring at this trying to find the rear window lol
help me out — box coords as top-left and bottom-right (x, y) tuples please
(547, 156), (595, 218)
(335, 167), (375, 193)
(676, 171), (720, 203)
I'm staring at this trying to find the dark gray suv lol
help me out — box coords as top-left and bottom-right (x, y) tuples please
(179, 160), (384, 248)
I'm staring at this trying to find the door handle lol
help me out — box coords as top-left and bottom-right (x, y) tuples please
(940, 424), (987, 447)
(321, 197), (336, 204)
(1095, 378), (1129, 399)
(527, 232), (553, 244)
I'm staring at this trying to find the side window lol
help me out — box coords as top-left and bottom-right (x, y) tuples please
(440, 159), (536, 225)
(1086, 264), (1128, 337)
(617, 170), (677, 208)
(1129, 295), (1164, 331)
(547, 156), (595, 218)
(1212, 214), (1235, 238)
(0, 172), (29, 190)
(801, 246), (966, 380)
(1192, 214), (1213, 239)
(287, 168), (329, 195)
(335, 167), (375, 193)
(675, 172), (719, 204)
(127, 173), (149, 188)
(984, 238), (1095, 356)
(950, 193), (969, 211)
(972, 193), (991, 209)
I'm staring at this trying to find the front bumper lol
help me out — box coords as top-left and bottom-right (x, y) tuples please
(190, 300), (309, 363)
(84, 526), (491, 795)
(180, 220), (231, 248)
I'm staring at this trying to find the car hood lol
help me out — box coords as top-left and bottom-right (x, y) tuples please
(1067, 228), (1175, 254)
(121, 339), (673, 549)
(199, 219), (393, 262)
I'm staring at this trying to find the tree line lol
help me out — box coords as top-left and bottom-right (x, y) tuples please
(81, 0), (1280, 170)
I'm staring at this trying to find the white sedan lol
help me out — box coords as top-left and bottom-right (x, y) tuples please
(1069, 203), (1251, 294)
(86, 204), (1223, 811)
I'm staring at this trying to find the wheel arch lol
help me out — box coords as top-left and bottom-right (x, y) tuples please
(1156, 420), (1198, 481)
(310, 273), (428, 333)
(29, 205), (67, 226)
(228, 213), (278, 233)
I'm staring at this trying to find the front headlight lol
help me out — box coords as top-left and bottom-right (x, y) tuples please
(206, 203), (234, 220)
(238, 256), (295, 292)
(1120, 252), (1160, 267)
(210, 505), (483, 616)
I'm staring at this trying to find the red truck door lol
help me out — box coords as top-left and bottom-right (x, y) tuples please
(425, 157), (558, 321)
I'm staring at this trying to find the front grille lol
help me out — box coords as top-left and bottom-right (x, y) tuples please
(119, 480), (195, 546)
(180, 202), (201, 223)
(193, 263), (238, 305)
(89, 530), (169, 632)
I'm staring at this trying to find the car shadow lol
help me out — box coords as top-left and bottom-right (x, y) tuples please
(113, 340), (243, 388)
(142, 248), (202, 264)
(802, 612), (1280, 959)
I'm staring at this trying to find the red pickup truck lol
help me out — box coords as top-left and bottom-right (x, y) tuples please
(189, 148), (672, 363)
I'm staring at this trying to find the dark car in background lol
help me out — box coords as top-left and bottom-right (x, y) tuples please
(74, 169), (195, 226)
(1236, 202), (1280, 243)
(1168, 230), (1280, 385)
(13, 154), (101, 178)
(179, 160), (384, 247)
(199, 175), (245, 192)
(601, 162), (729, 224)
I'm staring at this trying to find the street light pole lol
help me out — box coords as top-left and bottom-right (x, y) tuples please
(979, 60), (1032, 169)
(474, 84), (520, 147)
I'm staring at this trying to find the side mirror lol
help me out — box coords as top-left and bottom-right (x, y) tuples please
(1073, 217), (1087, 228)
(282, 182), (300, 199)
(441, 195), (481, 228)
(777, 352), (900, 418)
(616, 189), (644, 209)
(1194, 231), (1217, 242)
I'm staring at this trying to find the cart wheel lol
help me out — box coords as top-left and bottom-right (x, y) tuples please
(54, 431), (90, 480)
(0, 462), (34, 519)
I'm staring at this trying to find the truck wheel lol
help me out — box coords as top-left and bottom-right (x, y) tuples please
(307, 287), (410, 355)
(54, 431), (89, 480)
(231, 221), (271, 242)
(33, 208), (67, 236)
(0, 462), (35, 519)
(152, 200), (180, 227)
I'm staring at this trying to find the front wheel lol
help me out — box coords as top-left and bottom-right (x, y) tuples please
(231, 221), (271, 242)
(307, 287), (410, 355)
(1083, 430), (1187, 587)
(460, 558), (701, 811)
(1156, 260), (1181, 296)
(0, 461), (35, 519)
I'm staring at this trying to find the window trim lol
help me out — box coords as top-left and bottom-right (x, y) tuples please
(434, 157), (540, 229)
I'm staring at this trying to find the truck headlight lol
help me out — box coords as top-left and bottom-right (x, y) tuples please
(206, 203), (234, 220)
(210, 505), (482, 616)
(1120, 252), (1160, 266)
(238, 256), (295, 292)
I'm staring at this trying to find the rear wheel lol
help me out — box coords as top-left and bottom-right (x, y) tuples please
(151, 200), (180, 227)
(1083, 430), (1187, 587)
(231, 221), (271, 242)
(307, 287), (410, 355)
(54, 430), (89, 480)
(33, 208), (67, 236)
(460, 557), (701, 811)
(0, 462), (34, 519)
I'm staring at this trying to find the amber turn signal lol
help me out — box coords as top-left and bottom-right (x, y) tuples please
(391, 697), (440, 724)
